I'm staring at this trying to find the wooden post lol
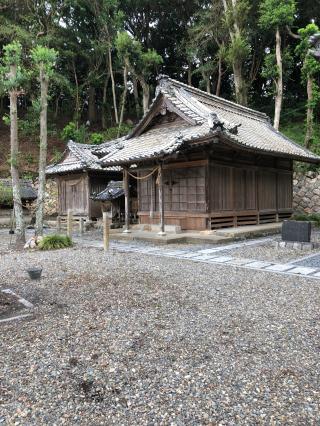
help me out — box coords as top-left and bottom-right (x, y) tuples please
(158, 165), (166, 236)
(149, 174), (154, 220)
(103, 212), (109, 250)
(67, 209), (73, 239)
(123, 168), (131, 233)
(79, 217), (84, 234)
(56, 216), (61, 233)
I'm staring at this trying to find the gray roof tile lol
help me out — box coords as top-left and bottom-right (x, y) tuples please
(99, 77), (320, 165)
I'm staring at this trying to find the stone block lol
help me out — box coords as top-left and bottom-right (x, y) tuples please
(293, 242), (302, 250)
(302, 242), (313, 251)
(282, 220), (311, 243)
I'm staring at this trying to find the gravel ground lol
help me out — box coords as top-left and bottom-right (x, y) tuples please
(0, 291), (22, 318)
(1, 234), (320, 424)
(222, 241), (320, 263)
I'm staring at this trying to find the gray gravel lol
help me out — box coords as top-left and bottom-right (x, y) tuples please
(223, 241), (320, 263)
(1, 234), (320, 424)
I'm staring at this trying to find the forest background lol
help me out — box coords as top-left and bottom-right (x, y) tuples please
(0, 0), (320, 178)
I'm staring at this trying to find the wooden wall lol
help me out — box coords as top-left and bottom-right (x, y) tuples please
(57, 172), (121, 219)
(57, 173), (89, 216)
(137, 148), (293, 230)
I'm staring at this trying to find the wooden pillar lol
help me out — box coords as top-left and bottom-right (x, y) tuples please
(123, 168), (131, 233)
(56, 216), (61, 233)
(149, 174), (154, 221)
(67, 209), (73, 239)
(79, 217), (84, 234)
(103, 212), (109, 250)
(158, 165), (166, 236)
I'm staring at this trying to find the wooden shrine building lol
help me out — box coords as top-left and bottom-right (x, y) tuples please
(95, 76), (320, 233)
(46, 140), (121, 219)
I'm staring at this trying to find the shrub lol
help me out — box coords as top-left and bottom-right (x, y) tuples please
(90, 132), (104, 145)
(38, 234), (73, 250)
(292, 212), (320, 226)
(102, 124), (133, 141)
(61, 122), (87, 144)
(0, 182), (13, 206)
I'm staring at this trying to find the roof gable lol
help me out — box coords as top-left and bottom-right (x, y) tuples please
(97, 76), (319, 166)
(128, 93), (198, 138)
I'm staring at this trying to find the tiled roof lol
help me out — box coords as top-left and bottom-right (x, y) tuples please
(46, 140), (120, 175)
(0, 179), (37, 201)
(91, 181), (124, 201)
(98, 76), (320, 166)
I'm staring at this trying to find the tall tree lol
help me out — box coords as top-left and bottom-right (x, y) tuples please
(295, 23), (320, 148)
(32, 45), (57, 236)
(259, 0), (296, 130)
(221, 0), (251, 105)
(187, 1), (228, 96)
(0, 42), (25, 244)
(116, 32), (162, 114)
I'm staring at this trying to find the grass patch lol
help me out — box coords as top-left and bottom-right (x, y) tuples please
(292, 213), (320, 227)
(39, 234), (73, 250)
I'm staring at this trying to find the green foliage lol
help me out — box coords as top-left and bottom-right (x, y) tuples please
(90, 132), (104, 145)
(224, 0), (250, 30)
(262, 48), (294, 95)
(0, 41), (26, 93)
(38, 234), (73, 250)
(259, 0), (296, 29)
(102, 124), (133, 141)
(0, 182), (13, 205)
(25, 153), (35, 165)
(292, 212), (320, 226)
(31, 45), (58, 77)
(19, 101), (41, 136)
(2, 114), (10, 126)
(226, 33), (250, 66)
(116, 31), (163, 77)
(295, 23), (319, 59)
(51, 148), (63, 164)
(3, 41), (22, 66)
(61, 122), (87, 144)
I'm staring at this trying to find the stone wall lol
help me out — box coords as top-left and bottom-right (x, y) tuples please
(31, 178), (59, 217)
(293, 171), (320, 214)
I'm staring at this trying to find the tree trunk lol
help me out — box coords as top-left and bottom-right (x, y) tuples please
(233, 62), (247, 105)
(140, 78), (150, 115)
(35, 63), (49, 236)
(9, 64), (25, 245)
(73, 60), (80, 126)
(132, 75), (140, 117)
(187, 61), (192, 86)
(222, 0), (248, 106)
(102, 72), (110, 129)
(305, 77), (314, 148)
(206, 77), (211, 94)
(54, 94), (60, 120)
(216, 54), (222, 97)
(108, 47), (119, 124)
(273, 27), (283, 131)
(118, 65), (128, 137)
(88, 85), (96, 125)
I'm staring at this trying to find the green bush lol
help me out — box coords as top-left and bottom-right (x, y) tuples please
(90, 132), (104, 145)
(38, 234), (73, 250)
(0, 182), (13, 205)
(292, 212), (320, 226)
(102, 124), (133, 141)
(61, 122), (87, 144)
